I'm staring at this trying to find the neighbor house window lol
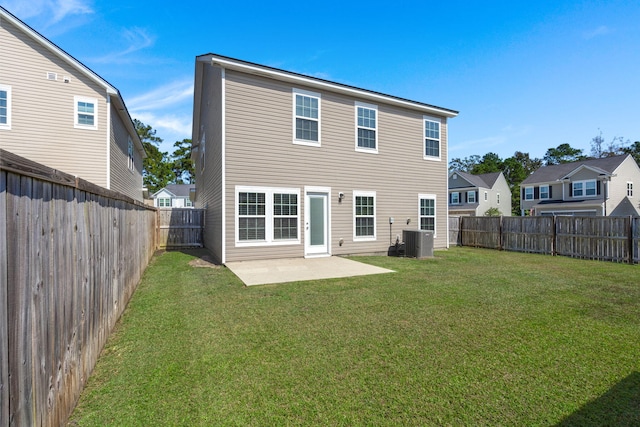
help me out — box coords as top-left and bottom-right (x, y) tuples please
(423, 116), (441, 160)
(484, 191), (488, 201)
(540, 185), (550, 200)
(450, 192), (460, 205)
(467, 191), (476, 203)
(158, 198), (171, 207)
(236, 187), (300, 245)
(293, 89), (320, 145)
(524, 186), (534, 200)
(573, 180), (597, 197)
(127, 137), (134, 171)
(354, 191), (376, 240)
(185, 199), (193, 207)
(497, 193), (500, 204)
(419, 195), (436, 233)
(74, 96), (97, 129)
(627, 182), (633, 197)
(0, 85), (11, 129)
(355, 102), (377, 153)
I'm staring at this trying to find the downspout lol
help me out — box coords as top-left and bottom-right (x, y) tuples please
(106, 93), (111, 189)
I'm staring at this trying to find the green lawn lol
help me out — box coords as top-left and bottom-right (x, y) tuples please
(68, 248), (640, 426)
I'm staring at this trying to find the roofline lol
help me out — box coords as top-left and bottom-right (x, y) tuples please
(1, 6), (145, 157)
(1, 6), (117, 95)
(561, 164), (612, 180)
(196, 53), (459, 118)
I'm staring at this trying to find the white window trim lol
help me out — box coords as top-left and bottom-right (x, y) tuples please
(497, 193), (501, 204)
(524, 186), (534, 200)
(572, 180), (597, 198)
(627, 182), (633, 197)
(540, 185), (550, 200)
(157, 197), (171, 208)
(423, 115), (442, 161)
(292, 88), (321, 147)
(74, 96), (98, 130)
(418, 194), (437, 237)
(127, 136), (135, 172)
(355, 101), (378, 154)
(451, 192), (460, 205)
(235, 186), (301, 247)
(0, 84), (11, 130)
(467, 191), (476, 203)
(484, 191), (488, 201)
(353, 190), (376, 241)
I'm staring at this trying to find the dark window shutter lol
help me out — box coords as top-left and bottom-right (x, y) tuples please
(449, 193), (452, 204)
(476, 191), (479, 202)
(534, 187), (540, 199)
(465, 192), (468, 203)
(597, 180), (601, 195)
(570, 184), (573, 197)
(549, 186), (553, 198)
(521, 188), (525, 199)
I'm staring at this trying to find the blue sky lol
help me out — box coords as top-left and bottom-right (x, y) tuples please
(3, 0), (639, 161)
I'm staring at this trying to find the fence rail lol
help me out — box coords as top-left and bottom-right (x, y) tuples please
(452, 215), (639, 263)
(157, 208), (205, 249)
(0, 150), (157, 427)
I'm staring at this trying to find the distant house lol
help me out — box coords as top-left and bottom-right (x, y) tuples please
(192, 53), (458, 263)
(0, 6), (146, 201)
(520, 154), (640, 217)
(448, 171), (512, 216)
(152, 184), (195, 208)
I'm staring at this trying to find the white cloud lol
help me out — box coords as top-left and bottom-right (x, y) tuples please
(91, 27), (156, 64)
(0, 0), (93, 24)
(134, 111), (192, 136)
(128, 79), (194, 112)
(583, 25), (611, 40)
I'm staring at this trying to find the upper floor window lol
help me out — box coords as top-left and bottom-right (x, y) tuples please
(627, 182), (633, 197)
(540, 185), (550, 200)
(450, 192), (460, 205)
(467, 191), (476, 203)
(524, 187), (534, 200)
(354, 191), (376, 240)
(0, 85), (11, 130)
(423, 116), (441, 160)
(185, 199), (193, 207)
(74, 96), (97, 129)
(158, 198), (171, 207)
(497, 193), (500, 204)
(293, 89), (320, 146)
(419, 195), (436, 233)
(573, 180), (597, 197)
(484, 191), (488, 201)
(355, 102), (377, 153)
(127, 137), (135, 171)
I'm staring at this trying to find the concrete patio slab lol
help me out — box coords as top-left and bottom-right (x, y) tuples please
(225, 256), (394, 286)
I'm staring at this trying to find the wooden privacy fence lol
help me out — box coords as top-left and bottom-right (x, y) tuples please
(156, 208), (205, 249)
(452, 215), (640, 263)
(0, 150), (157, 427)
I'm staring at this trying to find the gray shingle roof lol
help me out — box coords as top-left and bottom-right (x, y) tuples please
(160, 184), (195, 198)
(453, 171), (501, 188)
(521, 155), (629, 185)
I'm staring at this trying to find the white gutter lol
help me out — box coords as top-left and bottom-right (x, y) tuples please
(106, 93), (111, 189)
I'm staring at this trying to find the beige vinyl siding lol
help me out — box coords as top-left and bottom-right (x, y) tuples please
(197, 64), (225, 262)
(608, 157), (640, 216)
(222, 70), (448, 262)
(109, 105), (143, 201)
(0, 16), (108, 187)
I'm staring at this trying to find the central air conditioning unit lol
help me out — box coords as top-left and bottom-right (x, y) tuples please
(403, 230), (434, 259)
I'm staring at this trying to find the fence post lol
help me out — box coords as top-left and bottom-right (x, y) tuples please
(498, 216), (503, 250)
(552, 215), (557, 256)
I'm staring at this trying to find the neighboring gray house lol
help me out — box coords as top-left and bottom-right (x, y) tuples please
(520, 154), (640, 217)
(448, 171), (512, 216)
(152, 184), (195, 208)
(0, 6), (146, 201)
(192, 53), (458, 263)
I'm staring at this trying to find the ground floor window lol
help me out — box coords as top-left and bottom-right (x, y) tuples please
(236, 186), (300, 245)
(419, 194), (436, 233)
(353, 191), (376, 240)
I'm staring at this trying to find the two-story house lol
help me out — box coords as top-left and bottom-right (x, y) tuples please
(520, 154), (640, 217)
(152, 184), (195, 208)
(0, 6), (145, 201)
(448, 171), (512, 216)
(192, 53), (458, 263)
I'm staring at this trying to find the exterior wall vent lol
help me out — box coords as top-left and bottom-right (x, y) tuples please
(47, 72), (57, 81)
(403, 229), (434, 259)
(63, 76), (71, 83)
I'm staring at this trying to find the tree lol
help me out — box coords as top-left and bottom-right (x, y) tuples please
(134, 119), (175, 194)
(484, 207), (502, 217)
(622, 141), (640, 164)
(471, 152), (503, 174)
(543, 143), (586, 165)
(590, 130), (626, 158)
(502, 152), (542, 216)
(449, 155), (481, 172)
(171, 138), (194, 184)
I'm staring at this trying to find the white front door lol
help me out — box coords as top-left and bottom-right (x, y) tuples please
(305, 190), (330, 257)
